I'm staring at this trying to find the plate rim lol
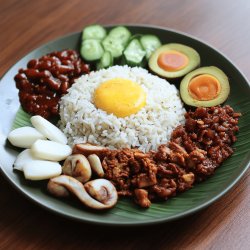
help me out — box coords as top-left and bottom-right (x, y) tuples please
(0, 24), (249, 226)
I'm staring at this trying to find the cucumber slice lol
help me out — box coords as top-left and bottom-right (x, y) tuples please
(102, 36), (124, 58)
(82, 24), (107, 40)
(140, 35), (162, 59)
(109, 26), (131, 46)
(80, 39), (104, 61)
(123, 39), (146, 66)
(97, 51), (113, 70)
(128, 34), (142, 42)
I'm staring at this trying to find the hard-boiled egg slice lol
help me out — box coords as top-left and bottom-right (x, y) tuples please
(23, 160), (62, 180)
(31, 139), (72, 161)
(8, 127), (46, 148)
(31, 115), (67, 144)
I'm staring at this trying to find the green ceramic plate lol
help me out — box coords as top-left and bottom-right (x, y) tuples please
(0, 25), (249, 226)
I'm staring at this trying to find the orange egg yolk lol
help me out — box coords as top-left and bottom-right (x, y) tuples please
(94, 78), (147, 118)
(157, 50), (189, 72)
(188, 74), (221, 101)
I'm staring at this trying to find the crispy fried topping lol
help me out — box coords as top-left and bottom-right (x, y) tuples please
(81, 106), (241, 207)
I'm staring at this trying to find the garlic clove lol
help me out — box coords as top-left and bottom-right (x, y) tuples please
(14, 149), (40, 171)
(88, 154), (104, 177)
(31, 139), (72, 161)
(31, 115), (67, 144)
(23, 160), (62, 180)
(8, 126), (46, 148)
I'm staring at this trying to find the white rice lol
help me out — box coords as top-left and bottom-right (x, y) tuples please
(59, 65), (186, 152)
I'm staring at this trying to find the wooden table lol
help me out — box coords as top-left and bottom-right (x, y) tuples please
(0, 0), (249, 249)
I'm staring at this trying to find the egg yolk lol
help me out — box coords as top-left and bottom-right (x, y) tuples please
(188, 74), (221, 101)
(157, 50), (189, 72)
(94, 78), (147, 118)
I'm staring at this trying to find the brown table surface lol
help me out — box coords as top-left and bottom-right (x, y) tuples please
(0, 0), (249, 249)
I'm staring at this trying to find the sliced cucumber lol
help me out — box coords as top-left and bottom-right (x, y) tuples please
(80, 39), (104, 61)
(97, 51), (113, 70)
(140, 35), (162, 59)
(128, 34), (142, 42)
(82, 24), (107, 40)
(123, 39), (146, 66)
(102, 36), (124, 59)
(109, 26), (131, 46)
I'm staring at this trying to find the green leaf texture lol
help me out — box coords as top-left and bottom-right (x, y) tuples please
(12, 100), (250, 224)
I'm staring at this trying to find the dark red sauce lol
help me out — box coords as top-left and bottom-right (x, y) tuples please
(15, 49), (89, 119)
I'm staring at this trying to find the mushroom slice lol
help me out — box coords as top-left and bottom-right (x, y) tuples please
(62, 154), (92, 183)
(72, 143), (109, 157)
(87, 154), (104, 177)
(84, 179), (118, 207)
(47, 179), (70, 198)
(49, 175), (118, 210)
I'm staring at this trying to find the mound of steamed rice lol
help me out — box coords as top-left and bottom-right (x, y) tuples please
(59, 65), (186, 152)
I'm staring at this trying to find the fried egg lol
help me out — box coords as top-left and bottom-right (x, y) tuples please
(94, 78), (147, 118)
(59, 66), (185, 151)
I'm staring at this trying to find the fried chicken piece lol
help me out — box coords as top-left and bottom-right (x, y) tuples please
(154, 144), (171, 161)
(98, 106), (241, 208)
(168, 142), (188, 157)
(149, 178), (177, 200)
(136, 173), (157, 188)
(186, 148), (207, 168)
(157, 162), (185, 178)
(134, 189), (151, 208)
(155, 143), (187, 167)
(195, 158), (217, 181)
(177, 173), (195, 192)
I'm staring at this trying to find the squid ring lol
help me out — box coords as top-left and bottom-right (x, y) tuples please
(47, 175), (118, 210)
